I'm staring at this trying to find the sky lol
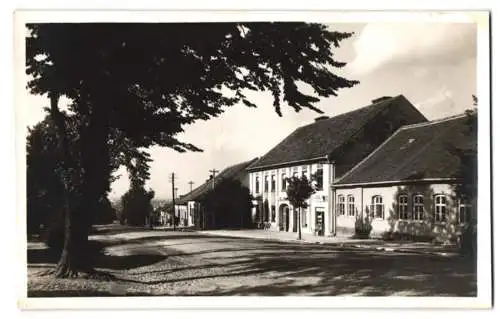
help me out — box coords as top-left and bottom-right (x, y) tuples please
(22, 21), (477, 201)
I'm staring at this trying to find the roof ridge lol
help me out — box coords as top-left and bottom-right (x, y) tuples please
(327, 95), (408, 160)
(299, 94), (403, 130)
(249, 95), (404, 170)
(335, 111), (470, 185)
(335, 125), (404, 184)
(399, 112), (471, 131)
(178, 157), (258, 204)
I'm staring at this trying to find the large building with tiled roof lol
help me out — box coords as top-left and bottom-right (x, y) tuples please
(246, 95), (428, 236)
(333, 111), (477, 242)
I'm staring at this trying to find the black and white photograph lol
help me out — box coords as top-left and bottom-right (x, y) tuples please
(14, 9), (491, 310)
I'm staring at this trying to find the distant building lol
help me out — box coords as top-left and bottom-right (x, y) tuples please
(246, 95), (428, 236)
(176, 158), (259, 229)
(333, 112), (477, 242)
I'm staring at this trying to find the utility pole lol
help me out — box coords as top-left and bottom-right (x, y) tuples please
(169, 172), (176, 231)
(209, 169), (219, 189)
(208, 169), (219, 229)
(174, 187), (179, 229)
(188, 181), (194, 192)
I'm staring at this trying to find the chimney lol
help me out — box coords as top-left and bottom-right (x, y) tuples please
(371, 96), (393, 104)
(314, 115), (329, 122)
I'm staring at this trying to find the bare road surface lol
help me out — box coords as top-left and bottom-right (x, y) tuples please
(27, 228), (476, 296)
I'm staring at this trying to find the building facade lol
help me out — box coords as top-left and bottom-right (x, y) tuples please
(332, 112), (477, 242)
(247, 95), (428, 236)
(248, 161), (334, 235)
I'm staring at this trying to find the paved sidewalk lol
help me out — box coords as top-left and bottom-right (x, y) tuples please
(198, 229), (459, 257)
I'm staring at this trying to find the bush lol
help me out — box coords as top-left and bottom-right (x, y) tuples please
(353, 215), (372, 239)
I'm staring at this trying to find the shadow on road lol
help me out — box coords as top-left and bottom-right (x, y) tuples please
(27, 240), (167, 271)
(28, 230), (477, 297)
(115, 243), (476, 296)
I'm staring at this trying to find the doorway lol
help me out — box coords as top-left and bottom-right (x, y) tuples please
(279, 204), (289, 231)
(292, 208), (298, 232)
(315, 208), (325, 236)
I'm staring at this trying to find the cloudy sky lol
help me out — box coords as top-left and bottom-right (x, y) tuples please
(22, 21), (477, 200)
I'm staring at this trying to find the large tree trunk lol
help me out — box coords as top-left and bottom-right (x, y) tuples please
(49, 93), (112, 278)
(297, 207), (302, 240)
(48, 93), (91, 277)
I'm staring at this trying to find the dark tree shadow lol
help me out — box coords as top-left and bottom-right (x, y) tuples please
(28, 230), (477, 297)
(113, 241), (476, 296)
(27, 239), (166, 271)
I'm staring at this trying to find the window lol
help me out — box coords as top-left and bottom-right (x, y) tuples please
(315, 165), (324, 190)
(255, 176), (260, 193)
(370, 195), (384, 219)
(413, 194), (424, 221)
(302, 165), (308, 177)
(337, 195), (345, 216)
(271, 175), (276, 192)
(301, 209), (307, 227)
(271, 205), (276, 222)
(458, 197), (472, 224)
(264, 175), (269, 192)
(347, 195), (355, 216)
(434, 195), (447, 222)
(281, 173), (287, 191)
(398, 194), (409, 219)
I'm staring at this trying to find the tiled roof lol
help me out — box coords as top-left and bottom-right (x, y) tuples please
(334, 112), (477, 186)
(247, 95), (428, 171)
(176, 157), (258, 205)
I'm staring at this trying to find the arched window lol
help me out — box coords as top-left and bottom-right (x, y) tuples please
(337, 195), (345, 216)
(398, 194), (409, 219)
(347, 195), (355, 216)
(434, 195), (447, 222)
(370, 195), (384, 219)
(413, 194), (424, 221)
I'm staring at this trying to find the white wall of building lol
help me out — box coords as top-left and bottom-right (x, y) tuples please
(174, 204), (189, 226)
(187, 201), (196, 226)
(249, 162), (334, 235)
(333, 183), (473, 242)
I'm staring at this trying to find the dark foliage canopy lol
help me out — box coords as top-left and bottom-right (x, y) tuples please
(120, 185), (155, 226)
(285, 175), (316, 209)
(452, 96), (478, 200)
(200, 178), (253, 228)
(26, 23), (358, 151)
